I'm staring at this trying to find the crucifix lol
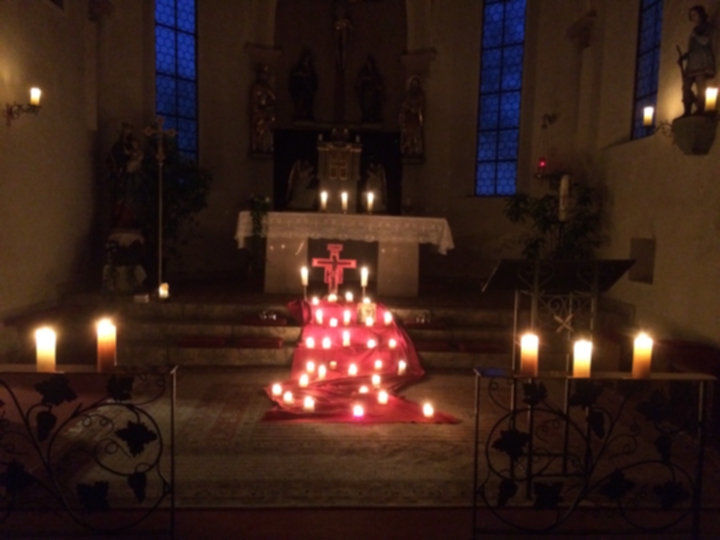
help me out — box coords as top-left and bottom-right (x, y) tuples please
(332, 0), (354, 122)
(312, 243), (357, 295)
(144, 117), (177, 291)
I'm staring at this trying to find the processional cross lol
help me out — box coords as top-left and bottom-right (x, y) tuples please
(144, 117), (177, 289)
(312, 244), (357, 295)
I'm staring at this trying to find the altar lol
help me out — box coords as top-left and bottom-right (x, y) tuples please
(235, 211), (454, 296)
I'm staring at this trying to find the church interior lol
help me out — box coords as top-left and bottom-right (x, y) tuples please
(2, 0), (720, 538)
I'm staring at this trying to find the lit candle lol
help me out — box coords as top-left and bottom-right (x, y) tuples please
(96, 318), (117, 373)
(328, 293), (338, 302)
(329, 317), (338, 327)
(306, 337), (315, 349)
(345, 292), (354, 302)
(371, 374), (381, 387)
(318, 365), (327, 379)
(643, 106), (654, 127)
(301, 266), (309, 286)
(348, 363), (358, 376)
(272, 383), (282, 396)
(423, 403), (434, 418)
(159, 282), (170, 300)
(322, 337), (331, 349)
(374, 359), (383, 370)
(342, 330), (351, 347)
(320, 191), (328, 211)
(306, 360), (316, 373)
(573, 339), (592, 378)
(363, 297), (371, 304)
(35, 327), (56, 373)
(299, 374), (309, 387)
(398, 359), (407, 375)
(29, 87), (42, 107)
(311, 296), (319, 305)
(361, 267), (369, 288)
(520, 333), (539, 377)
(388, 338), (397, 349)
(353, 404), (364, 418)
(365, 317), (374, 328)
(366, 191), (374, 214)
(283, 391), (293, 404)
(329, 360), (337, 370)
(343, 309), (351, 325)
(383, 312), (393, 326)
(359, 385), (369, 394)
(632, 333), (653, 378)
(316, 309), (323, 325)
(367, 338), (377, 349)
(303, 396), (315, 411)
(706, 87), (719, 112)
(341, 191), (348, 212)
(378, 390), (389, 404)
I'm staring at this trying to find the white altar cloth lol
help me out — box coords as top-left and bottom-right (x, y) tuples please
(235, 212), (454, 296)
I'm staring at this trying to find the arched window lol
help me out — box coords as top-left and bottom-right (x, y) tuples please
(632, 0), (663, 139)
(475, 0), (526, 197)
(155, 0), (198, 159)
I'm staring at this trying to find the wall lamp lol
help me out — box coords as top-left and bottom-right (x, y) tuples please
(3, 87), (42, 126)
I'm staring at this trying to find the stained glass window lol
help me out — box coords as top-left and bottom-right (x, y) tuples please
(632, 0), (663, 139)
(155, 0), (198, 159)
(475, 0), (526, 196)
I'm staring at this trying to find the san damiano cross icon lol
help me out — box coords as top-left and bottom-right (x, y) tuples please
(311, 244), (357, 295)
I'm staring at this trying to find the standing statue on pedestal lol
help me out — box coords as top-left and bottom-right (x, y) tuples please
(289, 51), (318, 121)
(106, 122), (146, 229)
(287, 159), (318, 210)
(678, 5), (715, 115)
(399, 76), (425, 158)
(250, 65), (276, 154)
(355, 55), (383, 123)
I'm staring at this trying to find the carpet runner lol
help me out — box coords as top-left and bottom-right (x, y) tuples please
(262, 298), (458, 423)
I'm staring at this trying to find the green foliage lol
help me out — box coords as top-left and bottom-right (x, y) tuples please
(504, 176), (602, 261)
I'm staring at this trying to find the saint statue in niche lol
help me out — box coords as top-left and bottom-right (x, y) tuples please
(106, 122), (146, 229)
(289, 51), (318, 121)
(287, 159), (318, 210)
(355, 55), (383, 123)
(249, 65), (276, 154)
(399, 76), (425, 158)
(678, 5), (716, 115)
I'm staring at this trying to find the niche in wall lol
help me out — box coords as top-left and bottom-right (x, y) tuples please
(628, 238), (656, 284)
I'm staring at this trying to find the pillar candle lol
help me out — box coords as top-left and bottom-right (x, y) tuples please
(383, 312), (393, 325)
(398, 359), (407, 375)
(573, 339), (592, 378)
(374, 359), (383, 370)
(520, 333), (539, 377)
(316, 309), (323, 325)
(96, 318), (117, 373)
(306, 337), (315, 349)
(272, 383), (282, 396)
(306, 360), (316, 373)
(706, 87), (718, 112)
(329, 317), (338, 327)
(378, 390), (389, 404)
(343, 309), (351, 325)
(35, 327), (56, 373)
(301, 266), (309, 286)
(303, 396), (315, 411)
(322, 337), (331, 349)
(320, 191), (328, 211)
(423, 403), (434, 418)
(342, 330), (351, 347)
(371, 374), (381, 387)
(361, 267), (369, 288)
(341, 191), (348, 212)
(311, 296), (319, 305)
(367, 338), (377, 349)
(359, 385), (369, 394)
(159, 282), (170, 300)
(366, 192), (374, 213)
(345, 292), (354, 303)
(348, 363), (358, 376)
(299, 374), (309, 387)
(388, 338), (397, 349)
(283, 391), (293, 404)
(328, 293), (338, 302)
(643, 106), (654, 127)
(29, 87), (42, 106)
(632, 333), (653, 378)
(365, 317), (374, 328)
(353, 404), (364, 417)
(318, 365), (327, 379)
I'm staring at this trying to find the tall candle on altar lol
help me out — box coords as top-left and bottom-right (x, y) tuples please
(35, 327), (56, 373)
(366, 192), (374, 214)
(520, 333), (539, 377)
(361, 267), (369, 288)
(320, 191), (328, 211)
(573, 339), (592, 378)
(96, 318), (117, 373)
(341, 191), (348, 212)
(632, 333), (653, 378)
(301, 266), (309, 286)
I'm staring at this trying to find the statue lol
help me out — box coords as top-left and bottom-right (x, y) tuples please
(355, 55), (383, 123)
(106, 122), (146, 229)
(399, 76), (425, 158)
(289, 51), (318, 121)
(678, 5), (716, 115)
(286, 159), (317, 210)
(249, 65), (276, 154)
(333, 1), (353, 70)
(363, 162), (387, 213)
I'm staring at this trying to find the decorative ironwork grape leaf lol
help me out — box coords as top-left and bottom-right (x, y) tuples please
(36, 410), (57, 442)
(77, 481), (110, 512)
(34, 375), (77, 406)
(653, 480), (690, 510)
(588, 410), (605, 438)
(637, 390), (672, 423)
(106, 375), (134, 402)
(115, 421), (158, 457)
(569, 380), (604, 409)
(655, 435), (673, 462)
(492, 428), (530, 461)
(522, 382), (547, 406)
(128, 472), (147, 503)
(599, 469), (635, 501)
(533, 481), (564, 509)
(0, 460), (35, 495)
(497, 478), (517, 507)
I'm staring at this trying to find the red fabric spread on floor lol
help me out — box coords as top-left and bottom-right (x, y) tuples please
(262, 298), (459, 423)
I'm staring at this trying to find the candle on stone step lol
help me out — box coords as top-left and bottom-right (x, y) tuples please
(388, 338), (397, 349)
(423, 402), (434, 418)
(320, 191), (328, 211)
(348, 363), (358, 376)
(378, 390), (389, 404)
(573, 339), (592, 378)
(383, 312), (392, 326)
(96, 318), (117, 373)
(343, 330), (351, 347)
(365, 317), (374, 327)
(328, 293), (338, 303)
(359, 385), (369, 394)
(299, 374), (309, 387)
(272, 383), (282, 396)
(330, 317), (338, 327)
(322, 337), (331, 349)
(706, 87), (719, 112)
(632, 333), (653, 378)
(306, 337), (315, 349)
(35, 327), (56, 373)
(311, 296), (319, 306)
(520, 333), (539, 377)
(361, 267), (369, 288)
(316, 309), (323, 325)
(343, 309), (351, 325)
(301, 266), (309, 286)
(329, 360), (337, 370)
(159, 282), (170, 300)
(345, 291), (354, 303)
(306, 360), (315, 373)
(367, 338), (377, 349)
(398, 359), (407, 375)
(303, 396), (315, 411)
(374, 359), (383, 370)
(353, 404), (364, 418)
(318, 365), (327, 379)
(283, 391), (293, 404)
(371, 374), (381, 387)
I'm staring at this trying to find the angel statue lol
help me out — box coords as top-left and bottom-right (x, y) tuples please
(286, 159), (317, 210)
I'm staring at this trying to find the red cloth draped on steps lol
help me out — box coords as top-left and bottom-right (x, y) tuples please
(262, 298), (458, 423)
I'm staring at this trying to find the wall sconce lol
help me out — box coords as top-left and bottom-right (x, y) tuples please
(4, 87), (42, 126)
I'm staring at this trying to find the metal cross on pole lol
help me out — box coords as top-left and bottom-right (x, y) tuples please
(144, 117), (177, 292)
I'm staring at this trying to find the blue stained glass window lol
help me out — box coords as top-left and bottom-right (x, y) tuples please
(632, 0), (663, 140)
(155, 0), (198, 159)
(475, 0), (526, 196)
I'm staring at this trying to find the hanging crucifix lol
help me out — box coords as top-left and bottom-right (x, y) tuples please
(312, 243), (357, 295)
